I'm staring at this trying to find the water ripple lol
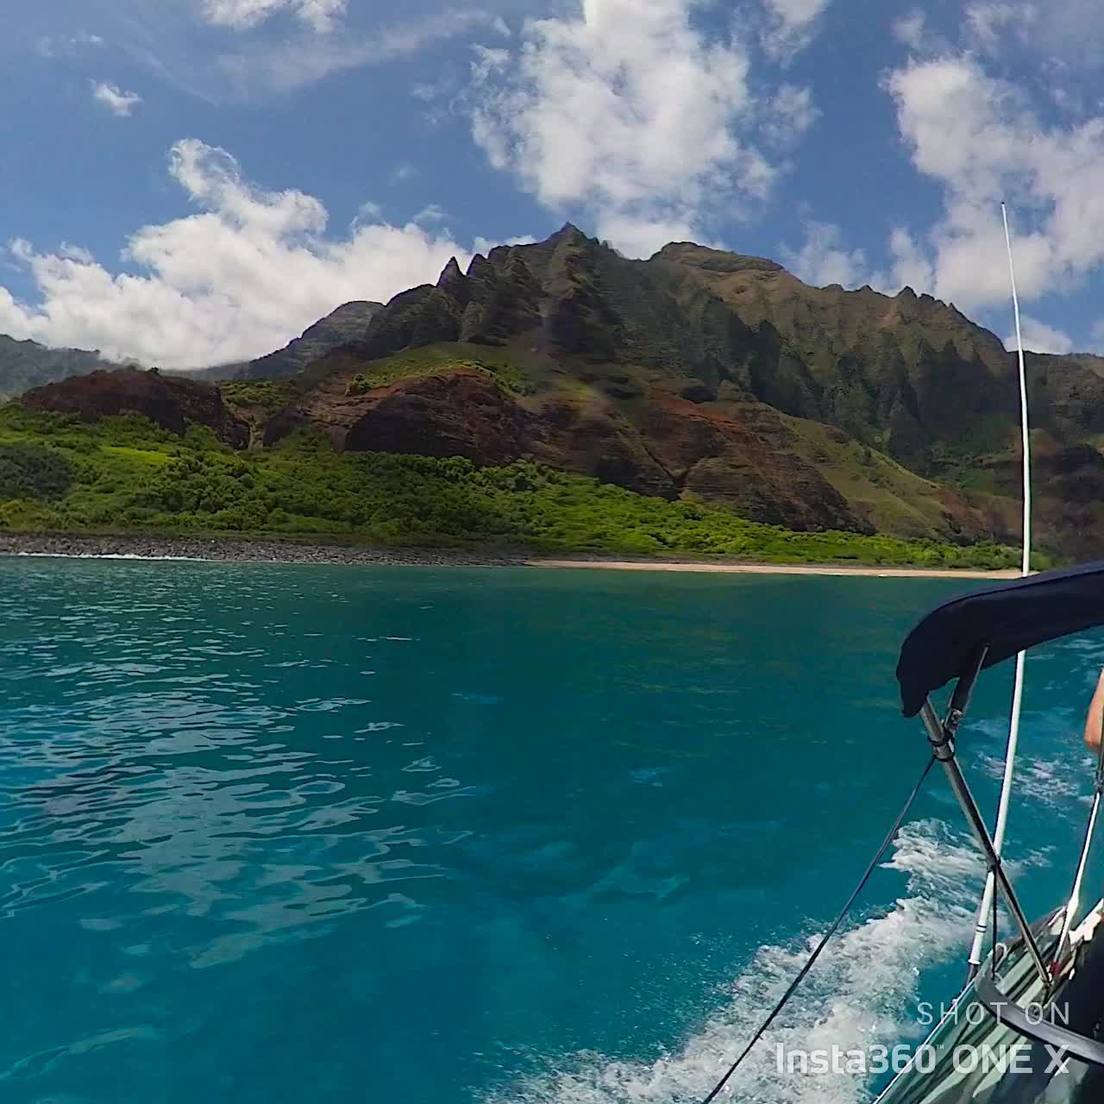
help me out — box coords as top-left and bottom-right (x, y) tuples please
(0, 560), (476, 979)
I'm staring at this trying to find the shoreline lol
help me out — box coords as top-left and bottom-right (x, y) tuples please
(0, 533), (525, 568)
(0, 534), (1018, 579)
(528, 558), (1019, 579)
(525, 556), (1015, 582)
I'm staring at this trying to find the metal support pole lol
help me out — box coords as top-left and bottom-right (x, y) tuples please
(1052, 726), (1104, 969)
(966, 203), (1035, 973)
(968, 652), (1028, 974)
(920, 700), (1050, 987)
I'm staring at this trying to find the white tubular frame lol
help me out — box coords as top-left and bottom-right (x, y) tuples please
(967, 203), (1033, 973)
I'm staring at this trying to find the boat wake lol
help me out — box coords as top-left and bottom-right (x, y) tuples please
(487, 819), (984, 1104)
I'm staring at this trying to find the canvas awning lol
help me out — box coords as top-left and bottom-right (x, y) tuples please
(897, 561), (1104, 717)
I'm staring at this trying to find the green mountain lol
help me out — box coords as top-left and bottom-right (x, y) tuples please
(2, 224), (1101, 563)
(0, 335), (116, 399)
(251, 224), (1104, 558)
(236, 300), (384, 380)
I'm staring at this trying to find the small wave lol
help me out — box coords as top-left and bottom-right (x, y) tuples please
(976, 751), (1087, 811)
(8, 551), (213, 562)
(487, 819), (980, 1104)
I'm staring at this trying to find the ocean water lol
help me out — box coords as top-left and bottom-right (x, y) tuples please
(0, 558), (1101, 1104)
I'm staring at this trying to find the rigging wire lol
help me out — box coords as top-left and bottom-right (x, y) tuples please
(966, 201), (1033, 974)
(698, 755), (936, 1104)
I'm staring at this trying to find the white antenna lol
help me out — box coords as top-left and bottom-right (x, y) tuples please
(966, 202), (1032, 972)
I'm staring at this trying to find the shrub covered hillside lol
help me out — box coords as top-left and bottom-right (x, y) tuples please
(0, 404), (1020, 567)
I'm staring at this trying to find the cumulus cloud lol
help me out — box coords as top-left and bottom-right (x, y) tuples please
(91, 81), (143, 116)
(0, 140), (477, 368)
(884, 55), (1104, 311)
(200, 0), (347, 33)
(469, 0), (808, 257)
(885, 226), (936, 293)
(761, 0), (831, 60)
(1006, 314), (1074, 354)
(781, 220), (870, 287)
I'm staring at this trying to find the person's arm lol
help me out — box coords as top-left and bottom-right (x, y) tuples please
(1085, 669), (1104, 750)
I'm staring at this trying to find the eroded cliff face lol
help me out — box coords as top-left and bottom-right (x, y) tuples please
(238, 226), (1048, 548)
(263, 357), (1001, 539)
(285, 225), (1024, 475)
(22, 369), (248, 447)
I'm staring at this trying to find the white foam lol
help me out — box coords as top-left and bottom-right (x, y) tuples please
(489, 819), (982, 1104)
(7, 550), (213, 562)
(976, 750), (1087, 811)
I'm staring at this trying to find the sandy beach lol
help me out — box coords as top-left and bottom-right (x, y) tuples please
(0, 534), (1020, 579)
(527, 558), (1020, 579)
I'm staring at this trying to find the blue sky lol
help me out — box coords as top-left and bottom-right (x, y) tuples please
(2, 0), (1103, 367)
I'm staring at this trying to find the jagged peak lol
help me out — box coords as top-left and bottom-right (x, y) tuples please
(550, 221), (587, 243)
(466, 253), (495, 278)
(543, 222), (613, 254)
(437, 257), (464, 287)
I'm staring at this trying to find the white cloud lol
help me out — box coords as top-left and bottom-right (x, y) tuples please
(892, 10), (927, 50)
(886, 226), (935, 293)
(0, 140), (480, 369)
(763, 83), (819, 147)
(963, 0), (1104, 65)
(212, 9), (491, 98)
(1006, 314), (1074, 354)
(37, 31), (105, 59)
(200, 0), (347, 33)
(964, 2), (1037, 52)
(781, 221), (870, 287)
(761, 0), (831, 60)
(884, 55), (1104, 311)
(91, 81), (143, 117)
(412, 204), (449, 226)
(469, 0), (792, 257)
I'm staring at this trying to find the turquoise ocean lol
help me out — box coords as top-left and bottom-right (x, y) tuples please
(0, 558), (1101, 1103)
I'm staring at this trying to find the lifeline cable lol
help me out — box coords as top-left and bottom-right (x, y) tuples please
(698, 755), (936, 1104)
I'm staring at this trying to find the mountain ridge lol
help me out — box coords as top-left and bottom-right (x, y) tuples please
(6, 226), (1104, 559)
(0, 335), (119, 399)
(250, 226), (1104, 558)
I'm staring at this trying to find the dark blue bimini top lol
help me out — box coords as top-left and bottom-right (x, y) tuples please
(896, 561), (1104, 717)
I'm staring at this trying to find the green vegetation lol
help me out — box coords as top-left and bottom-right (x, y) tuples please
(0, 403), (1019, 567)
(320, 343), (535, 396)
(218, 378), (298, 415)
(0, 441), (75, 500)
(785, 415), (984, 540)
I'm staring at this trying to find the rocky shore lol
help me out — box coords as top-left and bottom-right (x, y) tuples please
(0, 533), (526, 567)
(0, 533), (1017, 578)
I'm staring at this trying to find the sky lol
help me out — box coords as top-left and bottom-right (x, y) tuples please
(3, 0), (1104, 368)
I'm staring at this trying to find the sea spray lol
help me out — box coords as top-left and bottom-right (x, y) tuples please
(489, 819), (983, 1104)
